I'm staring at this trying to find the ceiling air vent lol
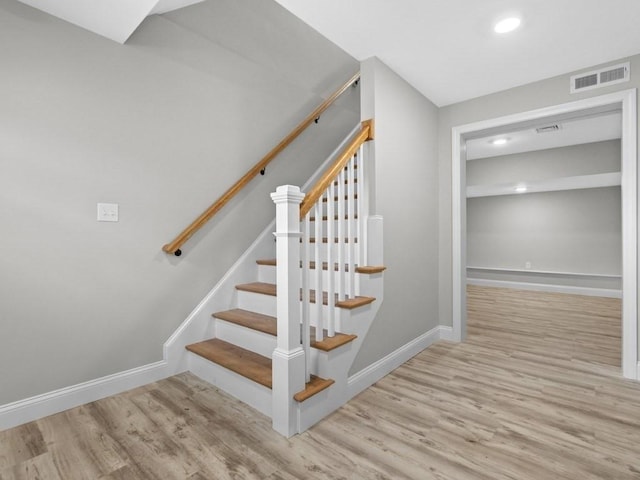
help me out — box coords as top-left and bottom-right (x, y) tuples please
(536, 124), (560, 134)
(570, 62), (630, 94)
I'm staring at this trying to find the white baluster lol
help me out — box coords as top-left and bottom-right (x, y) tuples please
(347, 156), (356, 299)
(356, 144), (366, 295)
(301, 213), (311, 383)
(362, 145), (369, 264)
(314, 201), (323, 342)
(337, 167), (346, 301)
(326, 180), (335, 337)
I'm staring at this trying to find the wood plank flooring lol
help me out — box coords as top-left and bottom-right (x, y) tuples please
(1, 286), (639, 479)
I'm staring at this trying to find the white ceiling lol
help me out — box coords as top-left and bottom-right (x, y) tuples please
(272, 0), (640, 106)
(466, 111), (622, 160)
(16, 0), (205, 43)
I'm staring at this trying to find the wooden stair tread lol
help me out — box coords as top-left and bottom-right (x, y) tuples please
(236, 282), (374, 309)
(305, 290), (376, 309)
(186, 339), (272, 389)
(258, 259), (385, 275)
(310, 330), (357, 351)
(355, 265), (387, 274)
(214, 309), (357, 352)
(256, 259), (276, 266)
(336, 296), (376, 309)
(235, 282), (276, 296)
(294, 375), (335, 402)
(213, 309), (277, 336)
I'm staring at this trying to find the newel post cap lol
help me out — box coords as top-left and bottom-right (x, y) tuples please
(271, 185), (305, 204)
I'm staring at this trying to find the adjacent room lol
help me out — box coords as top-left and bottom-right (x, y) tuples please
(466, 110), (623, 370)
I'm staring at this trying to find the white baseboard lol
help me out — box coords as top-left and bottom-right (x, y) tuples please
(467, 278), (622, 298)
(0, 361), (170, 432)
(636, 362), (640, 381)
(347, 325), (451, 400)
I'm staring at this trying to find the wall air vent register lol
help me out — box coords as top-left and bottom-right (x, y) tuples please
(570, 62), (630, 94)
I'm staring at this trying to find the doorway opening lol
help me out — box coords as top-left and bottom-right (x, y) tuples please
(451, 89), (637, 379)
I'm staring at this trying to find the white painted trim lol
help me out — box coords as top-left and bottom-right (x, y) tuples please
(452, 124), (465, 343)
(467, 266), (621, 279)
(637, 362), (640, 381)
(620, 89), (637, 380)
(466, 172), (621, 198)
(438, 325), (455, 341)
(452, 89), (638, 380)
(347, 325), (452, 400)
(0, 361), (169, 431)
(467, 278), (622, 299)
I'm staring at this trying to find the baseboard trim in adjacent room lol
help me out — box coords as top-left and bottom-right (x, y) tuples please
(467, 278), (622, 299)
(0, 361), (169, 432)
(347, 325), (452, 400)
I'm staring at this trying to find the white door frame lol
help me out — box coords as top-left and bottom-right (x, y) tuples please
(451, 89), (638, 380)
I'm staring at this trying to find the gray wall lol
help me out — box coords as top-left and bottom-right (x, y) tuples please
(350, 57), (440, 373)
(439, 53), (639, 329)
(467, 141), (622, 275)
(0, 0), (359, 405)
(468, 187), (622, 274)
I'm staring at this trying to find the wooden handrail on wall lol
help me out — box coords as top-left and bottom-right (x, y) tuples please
(300, 119), (374, 219)
(163, 72), (361, 256)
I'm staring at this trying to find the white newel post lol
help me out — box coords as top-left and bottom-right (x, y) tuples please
(270, 185), (306, 437)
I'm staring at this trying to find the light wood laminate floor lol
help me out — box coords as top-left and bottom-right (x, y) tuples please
(1, 286), (638, 479)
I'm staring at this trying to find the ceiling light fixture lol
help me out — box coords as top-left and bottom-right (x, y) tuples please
(515, 184), (528, 193)
(494, 17), (521, 34)
(491, 138), (508, 145)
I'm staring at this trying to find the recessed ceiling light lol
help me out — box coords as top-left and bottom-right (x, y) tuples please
(490, 138), (508, 145)
(494, 17), (521, 34)
(515, 184), (528, 193)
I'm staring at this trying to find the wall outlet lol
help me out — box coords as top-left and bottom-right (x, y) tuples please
(97, 203), (119, 222)
(525, 261), (532, 269)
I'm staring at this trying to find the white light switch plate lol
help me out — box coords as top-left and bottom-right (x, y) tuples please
(97, 203), (119, 222)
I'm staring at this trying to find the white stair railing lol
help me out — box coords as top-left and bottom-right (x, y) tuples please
(271, 120), (373, 436)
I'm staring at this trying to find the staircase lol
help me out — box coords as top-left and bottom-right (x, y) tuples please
(164, 121), (384, 436)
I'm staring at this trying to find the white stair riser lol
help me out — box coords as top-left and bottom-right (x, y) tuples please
(236, 289), (354, 331)
(187, 352), (272, 418)
(257, 265), (277, 284)
(236, 290), (277, 317)
(214, 319), (277, 358)
(307, 341), (356, 379)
